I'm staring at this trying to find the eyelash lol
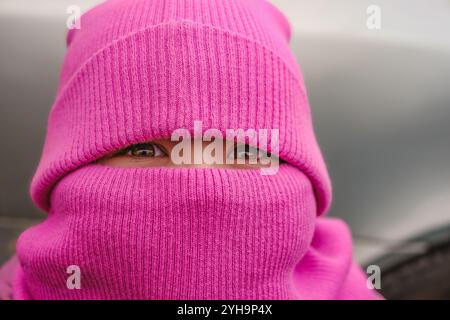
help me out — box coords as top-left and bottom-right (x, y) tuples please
(113, 142), (280, 163)
(116, 143), (167, 158)
(227, 144), (270, 161)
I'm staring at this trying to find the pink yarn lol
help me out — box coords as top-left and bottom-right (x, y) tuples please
(17, 164), (315, 299)
(14, 164), (380, 299)
(9, 0), (382, 299)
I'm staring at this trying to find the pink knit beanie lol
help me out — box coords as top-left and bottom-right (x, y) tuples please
(31, 0), (331, 215)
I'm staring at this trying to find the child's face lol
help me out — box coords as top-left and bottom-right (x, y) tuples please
(98, 138), (281, 169)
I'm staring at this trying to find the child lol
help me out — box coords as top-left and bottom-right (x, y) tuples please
(1, 0), (381, 299)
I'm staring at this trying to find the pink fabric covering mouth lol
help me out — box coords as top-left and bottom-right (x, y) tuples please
(14, 164), (381, 299)
(17, 164), (316, 299)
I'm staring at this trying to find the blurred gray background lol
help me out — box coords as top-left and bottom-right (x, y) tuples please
(1, 0), (450, 265)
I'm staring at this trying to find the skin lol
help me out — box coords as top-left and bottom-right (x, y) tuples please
(97, 138), (279, 169)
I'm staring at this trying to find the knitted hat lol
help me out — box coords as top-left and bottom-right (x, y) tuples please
(31, 0), (332, 215)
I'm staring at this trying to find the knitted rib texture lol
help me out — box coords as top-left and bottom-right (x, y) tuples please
(17, 164), (317, 299)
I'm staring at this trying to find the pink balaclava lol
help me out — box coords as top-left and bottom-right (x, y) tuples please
(13, 0), (381, 299)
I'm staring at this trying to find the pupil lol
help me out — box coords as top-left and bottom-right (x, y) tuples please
(132, 144), (154, 157)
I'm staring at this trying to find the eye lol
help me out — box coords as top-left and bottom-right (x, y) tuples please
(124, 143), (166, 158)
(227, 144), (264, 162)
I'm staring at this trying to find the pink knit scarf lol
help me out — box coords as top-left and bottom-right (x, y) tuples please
(13, 164), (380, 299)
